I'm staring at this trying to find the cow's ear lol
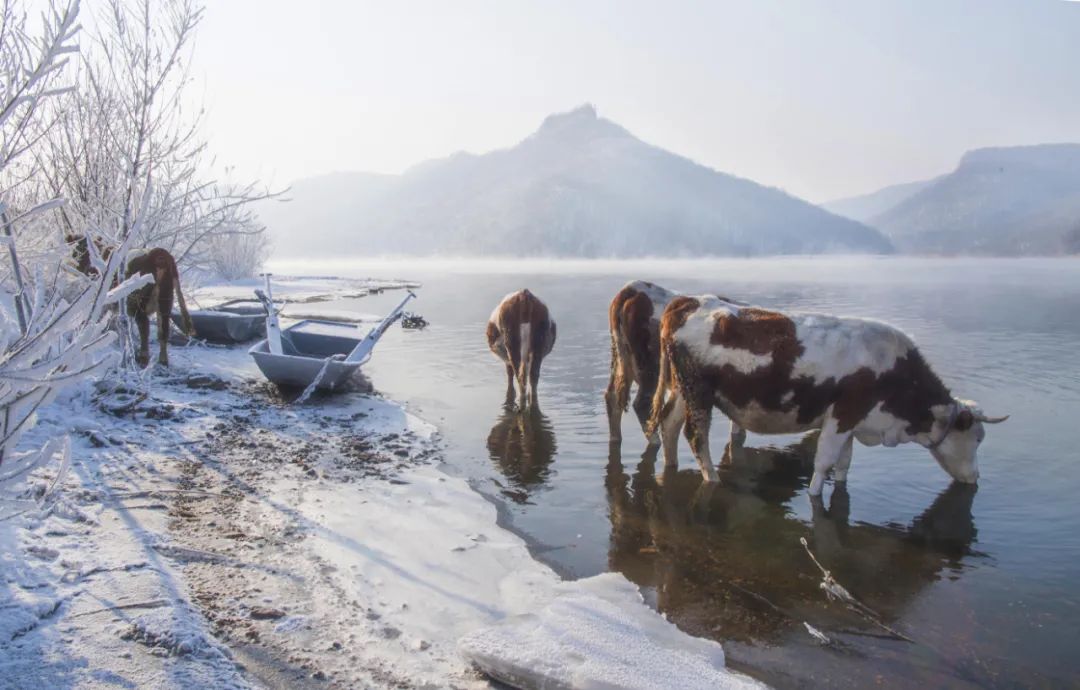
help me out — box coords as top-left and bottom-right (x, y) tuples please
(955, 409), (975, 431)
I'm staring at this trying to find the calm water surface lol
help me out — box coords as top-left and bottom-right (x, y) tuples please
(274, 257), (1080, 688)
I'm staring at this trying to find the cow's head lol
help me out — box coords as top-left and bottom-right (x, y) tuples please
(926, 400), (1007, 483)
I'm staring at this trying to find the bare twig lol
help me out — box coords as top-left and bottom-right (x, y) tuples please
(800, 537), (915, 643)
(70, 598), (168, 618)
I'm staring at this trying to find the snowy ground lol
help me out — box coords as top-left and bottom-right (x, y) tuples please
(0, 277), (763, 689)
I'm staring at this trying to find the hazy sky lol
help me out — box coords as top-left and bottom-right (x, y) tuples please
(194, 0), (1080, 202)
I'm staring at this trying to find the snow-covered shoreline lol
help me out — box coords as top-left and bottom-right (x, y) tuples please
(1, 277), (763, 689)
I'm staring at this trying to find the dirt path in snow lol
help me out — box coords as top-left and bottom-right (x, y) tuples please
(133, 374), (459, 688)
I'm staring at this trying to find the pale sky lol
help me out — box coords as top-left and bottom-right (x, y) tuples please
(193, 0), (1080, 202)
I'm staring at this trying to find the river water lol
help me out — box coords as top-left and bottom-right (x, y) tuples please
(270, 256), (1080, 688)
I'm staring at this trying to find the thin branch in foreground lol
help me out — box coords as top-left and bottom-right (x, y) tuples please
(70, 598), (168, 618)
(799, 537), (915, 643)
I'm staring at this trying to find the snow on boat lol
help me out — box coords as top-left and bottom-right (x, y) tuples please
(173, 299), (266, 343)
(248, 276), (415, 392)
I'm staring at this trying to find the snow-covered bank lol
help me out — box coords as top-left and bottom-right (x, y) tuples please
(1, 276), (764, 689)
(191, 275), (418, 309)
(460, 575), (765, 690)
(0, 369), (251, 688)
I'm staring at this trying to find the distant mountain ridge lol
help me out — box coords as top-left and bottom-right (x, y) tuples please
(824, 178), (939, 223)
(831, 143), (1080, 255)
(262, 105), (892, 258)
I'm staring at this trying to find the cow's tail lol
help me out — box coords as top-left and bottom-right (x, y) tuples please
(171, 258), (195, 336)
(610, 305), (634, 412)
(646, 336), (674, 439)
(518, 321), (533, 390)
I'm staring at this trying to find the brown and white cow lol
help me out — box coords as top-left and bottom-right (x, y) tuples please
(649, 295), (1006, 494)
(605, 280), (678, 447)
(68, 236), (194, 367)
(487, 289), (556, 408)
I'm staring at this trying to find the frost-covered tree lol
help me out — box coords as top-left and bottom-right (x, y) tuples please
(34, 0), (275, 279)
(0, 0), (153, 493)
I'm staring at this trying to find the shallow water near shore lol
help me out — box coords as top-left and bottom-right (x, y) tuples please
(270, 256), (1080, 688)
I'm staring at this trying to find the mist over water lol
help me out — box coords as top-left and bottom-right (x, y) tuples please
(273, 256), (1080, 687)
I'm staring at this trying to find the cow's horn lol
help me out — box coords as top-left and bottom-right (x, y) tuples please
(976, 413), (1009, 424)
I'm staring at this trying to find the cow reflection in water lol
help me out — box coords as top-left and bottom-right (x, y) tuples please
(606, 435), (978, 648)
(486, 407), (557, 501)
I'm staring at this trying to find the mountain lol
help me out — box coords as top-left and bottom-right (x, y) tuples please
(852, 144), (1080, 255)
(262, 105), (892, 258)
(824, 178), (938, 223)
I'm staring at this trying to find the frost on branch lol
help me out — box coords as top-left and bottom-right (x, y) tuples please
(0, 0), (111, 501)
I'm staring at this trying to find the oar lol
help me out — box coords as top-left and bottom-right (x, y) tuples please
(344, 291), (416, 364)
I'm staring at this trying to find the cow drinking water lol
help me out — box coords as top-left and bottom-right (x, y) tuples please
(648, 295), (1006, 495)
(605, 280), (678, 448)
(487, 289), (556, 409)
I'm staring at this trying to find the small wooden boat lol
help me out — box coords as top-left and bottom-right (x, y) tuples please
(173, 299), (266, 343)
(248, 276), (415, 392)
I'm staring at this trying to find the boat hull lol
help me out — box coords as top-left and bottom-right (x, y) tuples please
(174, 302), (266, 343)
(248, 319), (366, 391)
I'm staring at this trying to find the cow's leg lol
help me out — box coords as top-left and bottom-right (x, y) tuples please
(604, 349), (629, 442)
(809, 481), (850, 558)
(683, 401), (717, 482)
(729, 420), (747, 447)
(605, 390), (624, 441)
(831, 434), (855, 484)
(133, 308), (150, 368)
(157, 292), (173, 367)
(513, 351), (528, 410)
(528, 354), (542, 408)
(157, 313), (170, 366)
(808, 417), (852, 496)
(502, 324), (525, 410)
(516, 367), (528, 410)
(503, 363), (516, 407)
(659, 393), (686, 468)
(632, 381), (659, 449)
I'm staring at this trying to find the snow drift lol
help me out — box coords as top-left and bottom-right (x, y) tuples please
(459, 573), (766, 690)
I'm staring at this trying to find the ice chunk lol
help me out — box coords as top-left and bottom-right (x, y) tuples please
(458, 573), (767, 690)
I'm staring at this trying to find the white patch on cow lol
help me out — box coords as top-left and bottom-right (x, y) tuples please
(791, 313), (915, 384)
(853, 403), (909, 447)
(673, 296), (771, 375)
(623, 280), (678, 314)
(520, 322), (531, 364)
